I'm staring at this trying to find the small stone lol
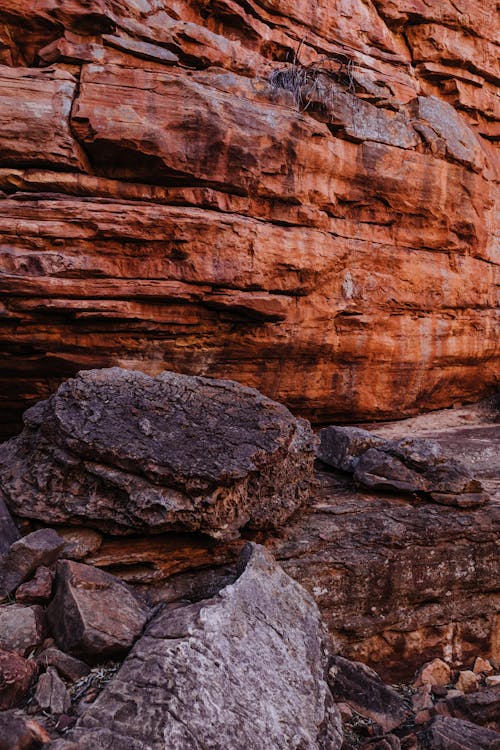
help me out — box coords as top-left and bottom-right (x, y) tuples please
(33, 667), (71, 715)
(0, 528), (65, 598)
(455, 670), (480, 694)
(15, 566), (54, 604)
(445, 689), (463, 698)
(412, 684), (433, 712)
(473, 657), (494, 675)
(55, 714), (77, 733)
(485, 675), (500, 687)
(0, 649), (38, 710)
(431, 685), (448, 698)
(36, 647), (90, 682)
(415, 709), (434, 725)
(47, 560), (150, 658)
(0, 712), (51, 750)
(338, 702), (353, 721)
(0, 604), (46, 655)
(414, 658), (451, 688)
(58, 527), (103, 561)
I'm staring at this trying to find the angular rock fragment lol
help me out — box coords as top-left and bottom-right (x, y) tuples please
(36, 648), (90, 682)
(47, 560), (149, 659)
(455, 670), (480, 694)
(0, 529), (66, 598)
(417, 716), (500, 749)
(414, 659), (451, 688)
(0, 368), (317, 540)
(60, 543), (342, 749)
(0, 712), (50, 750)
(16, 567), (54, 604)
(0, 649), (38, 710)
(435, 687), (500, 730)
(328, 656), (408, 732)
(0, 604), (46, 655)
(318, 427), (489, 507)
(33, 667), (71, 715)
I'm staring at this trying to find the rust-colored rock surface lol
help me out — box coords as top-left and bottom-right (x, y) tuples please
(0, 0), (498, 437)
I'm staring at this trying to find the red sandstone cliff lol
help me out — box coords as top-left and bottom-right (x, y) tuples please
(0, 0), (498, 435)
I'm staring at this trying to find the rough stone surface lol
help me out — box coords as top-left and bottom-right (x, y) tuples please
(414, 659), (452, 688)
(0, 649), (38, 710)
(0, 529), (66, 598)
(328, 655), (408, 731)
(435, 687), (500, 731)
(33, 667), (72, 716)
(73, 402), (500, 680)
(318, 427), (489, 507)
(455, 670), (480, 694)
(0, 605), (46, 656)
(0, 368), (317, 539)
(15, 566), (54, 604)
(0, 0), (498, 439)
(60, 543), (342, 749)
(0, 712), (50, 750)
(416, 716), (500, 749)
(47, 559), (149, 659)
(0, 497), (19, 555)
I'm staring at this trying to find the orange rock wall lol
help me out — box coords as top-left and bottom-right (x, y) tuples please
(0, 0), (498, 435)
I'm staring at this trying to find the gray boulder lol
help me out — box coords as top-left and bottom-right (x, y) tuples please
(318, 427), (489, 507)
(0, 368), (317, 540)
(57, 543), (342, 750)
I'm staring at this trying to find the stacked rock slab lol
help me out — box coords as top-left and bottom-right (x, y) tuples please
(47, 544), (342, 750)
(0, 368), (316, 540)
(0, 0), (498, 439)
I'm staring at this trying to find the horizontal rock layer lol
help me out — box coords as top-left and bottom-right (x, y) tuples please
(0, 0), (498, 436)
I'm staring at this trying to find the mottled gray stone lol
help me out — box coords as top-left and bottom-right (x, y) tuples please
(0, 603), (46, 655)
(0, 368), (317, 540)
(61, 543), (341, 750)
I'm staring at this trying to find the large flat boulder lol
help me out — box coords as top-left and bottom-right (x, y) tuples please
(52, 543), (342, 750)
(0, 368), (316, 540)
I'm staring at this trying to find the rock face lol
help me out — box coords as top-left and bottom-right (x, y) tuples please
(0, 367), (316, 539)
(0, 0), (498, 438)
(57, 543), (342, 749)
(317, 427), (489, 507)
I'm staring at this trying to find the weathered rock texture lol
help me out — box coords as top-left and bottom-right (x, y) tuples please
(79, 402), (500, 680)
(0, 0), (498, 438)
(0, 367), (316, 539)
(55, 543), (342, 749)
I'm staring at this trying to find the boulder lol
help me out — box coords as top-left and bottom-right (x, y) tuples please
(33, 667), (71, 715)
(16, 567), (54, 604)
(60, 543), (342, 749)
(318, 428), (489, 507)
(0, 368), (317, 540)
(47, 560), (150, 659)
(328, 656), (408, 732)
(0, 529), (66, 599)
(455, 670), (480, 694)
(0, 712), (50, 750)
(414, 659), (451, 688)
(0, 649), (38, 710)
(0, 604), (46, 655)
(417, 716), (500, 749)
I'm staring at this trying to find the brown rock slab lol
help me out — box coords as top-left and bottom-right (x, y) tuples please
(435, 687), (500, 731)
(328, 655), (408, 732)
(0, 712), (50, 750)
(318, 427), (489, 507)
(47, 560), (150, 659)
(33, 667), (71, 715)
(16, 567), (54, 604)
(0, 368), (317, 540)
(0, 529), (66, 599)
(0, 649), (38, 710)
(416, 716), (500, 749)
(0, 604), (46, 656)
(61, 543), (342, 749)
(36, 648), (90, 682)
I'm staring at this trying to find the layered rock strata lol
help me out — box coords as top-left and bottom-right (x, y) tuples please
(0, 0), (498, 438)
